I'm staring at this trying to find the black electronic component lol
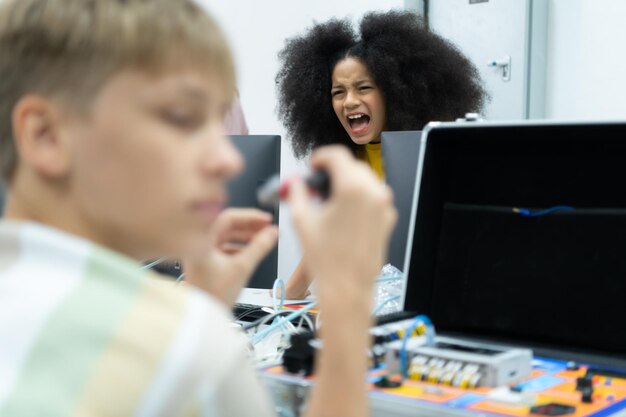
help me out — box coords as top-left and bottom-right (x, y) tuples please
(374, 310), (418, 326)
(374, 375), (402, 389)
(576, 375), (593, 391)
(530, 403), (576, 416)
(586, 367), (626, 380)
(581, 387), (594, 403)
(373, 334), (393, 345)
(283, 331), (316, 376)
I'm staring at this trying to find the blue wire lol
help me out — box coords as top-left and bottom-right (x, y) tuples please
(372, 275), (404, 314)
(513, 205), (574, 217)
(268, 278), (289, 335)
(376, 275), (404, 283)
(400, 315), (435, 379)
(272, 278), (285, 311)
(271, 314), (293, 339)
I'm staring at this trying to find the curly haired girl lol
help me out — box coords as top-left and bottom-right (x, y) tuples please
(276, 10), (487, 298)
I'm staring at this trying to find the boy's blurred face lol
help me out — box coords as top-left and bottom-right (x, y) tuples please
(65, 69), (243, 259)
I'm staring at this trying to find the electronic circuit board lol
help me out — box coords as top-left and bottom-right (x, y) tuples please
(261, 358), (626, 417)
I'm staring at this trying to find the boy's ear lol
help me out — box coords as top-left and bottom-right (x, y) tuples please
(11, 95), (73, 179)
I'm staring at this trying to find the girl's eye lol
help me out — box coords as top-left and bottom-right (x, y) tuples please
(331, 90), (344, 97)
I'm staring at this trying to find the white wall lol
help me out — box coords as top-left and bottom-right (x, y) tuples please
(195, 0), (626, 282)
(197, 0), (405, 281)
(545, 0), (626, 120)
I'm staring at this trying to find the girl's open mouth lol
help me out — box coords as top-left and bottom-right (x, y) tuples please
(348, 113), (370, 133)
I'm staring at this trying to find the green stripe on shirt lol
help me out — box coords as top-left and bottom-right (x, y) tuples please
(0, 247), (147, 417)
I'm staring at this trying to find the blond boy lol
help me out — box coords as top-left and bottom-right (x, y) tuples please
(0, 1), (396, 416)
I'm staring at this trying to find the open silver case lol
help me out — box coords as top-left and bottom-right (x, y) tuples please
(401, 119), (626, 368)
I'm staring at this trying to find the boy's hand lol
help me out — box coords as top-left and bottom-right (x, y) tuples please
(288, 146), (397, 307)
(289, 146), (397, 417)
(183, 208), (278, 306)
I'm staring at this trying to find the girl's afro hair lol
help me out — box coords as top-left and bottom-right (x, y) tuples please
(276, 10), (487, 158)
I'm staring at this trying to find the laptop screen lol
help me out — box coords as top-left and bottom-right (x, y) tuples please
(228, 135), (280, 289)
(403, 121), (626, 359)
(381, 131), (422, 270)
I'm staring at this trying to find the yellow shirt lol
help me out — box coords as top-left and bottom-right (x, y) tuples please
(356, 142), (385, 180)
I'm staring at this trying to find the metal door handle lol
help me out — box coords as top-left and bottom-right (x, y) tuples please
(487, 55), (511, 81)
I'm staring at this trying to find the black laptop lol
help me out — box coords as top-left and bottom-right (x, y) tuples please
(401, 121), (626, 367)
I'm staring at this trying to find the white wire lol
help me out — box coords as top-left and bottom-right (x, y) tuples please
(260, 309), (296, 338)
(297, 313), (315, 331)
(268, 315), (297, 338)
(249, 310), (294, 330)
(252, 302), (318, 345)
(141, 258), (165, 270)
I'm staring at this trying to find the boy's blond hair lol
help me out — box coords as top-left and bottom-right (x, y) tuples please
(0, 0), (235, 183)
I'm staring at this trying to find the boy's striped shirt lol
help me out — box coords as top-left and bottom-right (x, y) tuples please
(0, 221), (273, 417)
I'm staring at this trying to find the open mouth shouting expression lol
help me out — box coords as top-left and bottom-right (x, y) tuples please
(331, 57), (386, 145)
